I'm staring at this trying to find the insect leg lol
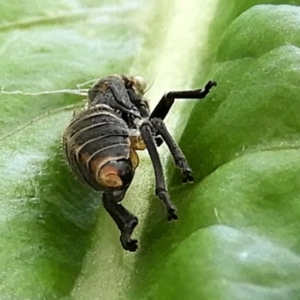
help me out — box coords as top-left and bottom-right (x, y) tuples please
(102, 193), (138, 252)
(108, 85), (141, 118)
(150, 80), (217, 121)
(151, 118), (193, 183)
(140, 120), (177, 220)
(127, 89), (150, 118)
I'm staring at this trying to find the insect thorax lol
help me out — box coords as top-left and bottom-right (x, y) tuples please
(87, 75), (136, 112)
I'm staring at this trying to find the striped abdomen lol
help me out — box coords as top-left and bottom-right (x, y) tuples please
(63, 104), (131, 190)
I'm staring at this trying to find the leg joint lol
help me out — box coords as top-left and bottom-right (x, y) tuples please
(140, 119), (152, 130)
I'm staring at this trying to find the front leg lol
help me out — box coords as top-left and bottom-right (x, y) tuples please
(151, 118), (193, 183)
(151, 81), (217, 146)
(150, 80), (217, 121)
(102, 192), (138, 252)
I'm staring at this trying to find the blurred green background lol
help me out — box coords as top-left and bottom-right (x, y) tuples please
(1, 0), (300, 299)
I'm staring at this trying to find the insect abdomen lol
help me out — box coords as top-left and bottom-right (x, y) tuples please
(63, 105), (130, 190)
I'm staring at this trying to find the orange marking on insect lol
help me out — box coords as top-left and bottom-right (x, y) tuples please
(78, 151), (106, 173)
(130, 135), (146, 150)
(98, 165), (122, 188)
(99, 82), (110, 91)
(86, 154), (110, 174)
(129, 148), (140, 169)
(78, 151), (91, 164)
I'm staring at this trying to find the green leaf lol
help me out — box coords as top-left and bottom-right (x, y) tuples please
(0, 0), (142, 298)
(2, 1), (300, 300)
(130, 3), (300, 300)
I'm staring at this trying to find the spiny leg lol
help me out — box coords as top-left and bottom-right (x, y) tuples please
(151, 118), (193, 183)
(140, 121), (177, 220)
(102, 192), (138, 252)
(150, 80), (217, 123)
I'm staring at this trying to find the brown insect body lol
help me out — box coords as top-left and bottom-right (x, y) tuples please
(63, 75), (146, 196)
(63, 74), (216, 251)
(63, 104), (134, 191)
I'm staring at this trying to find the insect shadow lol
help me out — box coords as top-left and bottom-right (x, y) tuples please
(25, 141), (101, 297)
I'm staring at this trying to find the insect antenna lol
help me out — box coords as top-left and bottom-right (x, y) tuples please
(0, 86), (87, 97)
(143, 78), (155, 95)
(0, 79), (97, 97)
(76, 78), (99, 90)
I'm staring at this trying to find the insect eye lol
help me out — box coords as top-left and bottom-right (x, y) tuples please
(132, 76), (147, 95)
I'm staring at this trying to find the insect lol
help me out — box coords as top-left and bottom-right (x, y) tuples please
(63, 74), (216, 251)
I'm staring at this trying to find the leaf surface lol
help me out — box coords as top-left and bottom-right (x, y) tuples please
(1, 1), (300, 300)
